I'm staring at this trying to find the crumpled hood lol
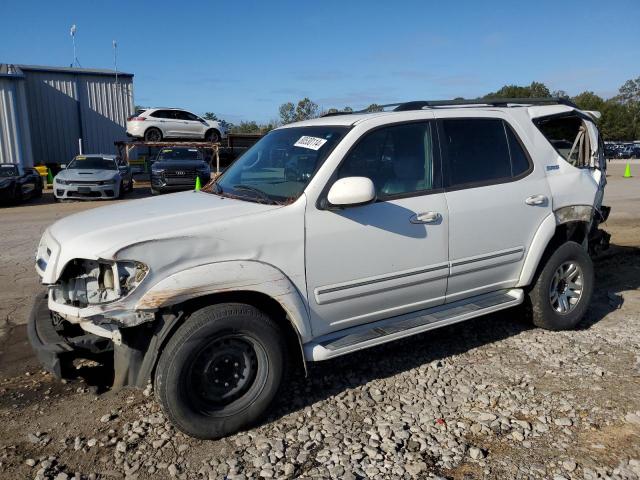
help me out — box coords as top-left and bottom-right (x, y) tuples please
(45, 191), (279, 281)
(56, 169), (119, 182)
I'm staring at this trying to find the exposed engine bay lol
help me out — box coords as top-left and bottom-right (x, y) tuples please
(49, 259), (148, 307)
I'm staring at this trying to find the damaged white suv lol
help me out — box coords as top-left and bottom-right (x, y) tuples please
(30, 98), (610, 439)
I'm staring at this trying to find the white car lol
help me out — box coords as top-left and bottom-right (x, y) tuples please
(126, 108), (227, 143)
(53, 154), (133, 200)
(30, 98), (609, 439)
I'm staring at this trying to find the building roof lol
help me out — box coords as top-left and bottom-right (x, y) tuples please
(0, 64), (133, 78)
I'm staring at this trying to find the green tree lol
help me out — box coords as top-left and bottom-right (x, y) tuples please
(295, 97), (319, 121)
(366, 103), (383, 112)
(343, 106), (353, 112)
(599, 100), (636, 141)
(484, 81), (551, 99)
(617, 76), (640, 104)
(279, 102), (295, 124)
(572, 91), (605, 111)
(203, 112), (218, 121)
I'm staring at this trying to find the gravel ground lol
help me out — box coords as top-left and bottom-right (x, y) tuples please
(0, 164), (639, 479)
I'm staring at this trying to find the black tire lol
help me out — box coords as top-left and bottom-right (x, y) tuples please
(34, 185), (43, 198)
(205, 129), (220, 143)
(154, 303), (285, 439)
(144, 128), (162, 142)
(527, 241), (594, 330)
(117, 180), (124, 199)
(127, 178), (134, 192)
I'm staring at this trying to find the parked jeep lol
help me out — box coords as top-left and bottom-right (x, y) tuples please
(29, 98), (609, 439)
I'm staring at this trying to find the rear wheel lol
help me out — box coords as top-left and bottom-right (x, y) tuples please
(154, 303), (285, 439)
(144, 128), (162, 142)
(205, 129), (220, 143)
(526, 241), (594, 330)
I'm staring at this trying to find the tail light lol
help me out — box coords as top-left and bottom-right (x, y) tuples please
(128, 116), (146, 121)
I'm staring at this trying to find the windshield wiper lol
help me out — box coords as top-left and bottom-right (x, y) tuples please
(232, 184), (280, 205)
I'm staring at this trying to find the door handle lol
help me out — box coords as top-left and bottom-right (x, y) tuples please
(410, 211), (441, 224)
(525, 194), (547, 206)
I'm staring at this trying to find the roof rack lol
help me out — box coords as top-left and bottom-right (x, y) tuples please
(320, 97), (577, 117)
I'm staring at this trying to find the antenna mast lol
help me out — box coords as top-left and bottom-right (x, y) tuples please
(70, 24), (81, 67)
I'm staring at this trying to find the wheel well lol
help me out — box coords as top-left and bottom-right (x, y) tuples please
(145, 291), (306, 384)
(532, 221), (589, 285)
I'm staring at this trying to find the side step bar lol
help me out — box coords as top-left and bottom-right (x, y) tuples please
(304, 289), (524, 361)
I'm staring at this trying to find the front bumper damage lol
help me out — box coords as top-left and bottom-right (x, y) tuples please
(28, 291), (181, 390)
(27, 292), (113, 378)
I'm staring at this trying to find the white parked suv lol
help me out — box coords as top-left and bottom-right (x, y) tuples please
(30, 98), (609, 439)
(126, 108), (227, 143)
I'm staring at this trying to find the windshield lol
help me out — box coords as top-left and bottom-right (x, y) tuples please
(156, 148), (203, 161)
(0, 165), (19, 177)
(212, 126), (348, 203)
(67, 156), (117, 170)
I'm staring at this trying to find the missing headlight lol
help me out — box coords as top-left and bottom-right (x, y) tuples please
(51, 259), (148, 307)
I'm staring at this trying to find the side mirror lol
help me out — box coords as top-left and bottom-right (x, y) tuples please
(326, 177), (376, 208)
(60, 164), (67, 169)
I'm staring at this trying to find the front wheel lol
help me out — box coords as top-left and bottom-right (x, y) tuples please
(205, 129), (220, 143)
(154, 303), (285, 439)
(526, 241), (594, 330)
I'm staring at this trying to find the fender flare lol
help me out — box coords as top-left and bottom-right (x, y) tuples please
(516, 213), (556, 287)
(135, 260), (312, 342)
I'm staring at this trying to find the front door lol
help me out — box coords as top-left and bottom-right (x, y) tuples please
(437, 116), (552, 302)
(305, 121), (450, 337)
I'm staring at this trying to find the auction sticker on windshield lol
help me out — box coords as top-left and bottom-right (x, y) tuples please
(294, 136), (328, 150)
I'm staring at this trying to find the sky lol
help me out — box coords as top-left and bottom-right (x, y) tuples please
(1, 0), (639, 123)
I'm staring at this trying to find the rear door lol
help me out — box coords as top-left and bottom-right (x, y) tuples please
(149, 110), (177, 137)
(438, 115), (552, 302)
(305, 120), (450, 337)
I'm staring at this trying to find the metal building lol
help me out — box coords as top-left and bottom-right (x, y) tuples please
(0, 64), (134, 167)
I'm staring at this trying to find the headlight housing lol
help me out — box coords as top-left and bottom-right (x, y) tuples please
(55, 178), (68, 185)
(50, 259), (149, 307)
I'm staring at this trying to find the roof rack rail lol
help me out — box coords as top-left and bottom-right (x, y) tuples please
(393, 97), (578, 110)
(320, 97), (577, 117)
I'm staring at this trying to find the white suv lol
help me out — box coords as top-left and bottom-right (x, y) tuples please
(30, 98), (609, 439)
(126, 108), (227, 142)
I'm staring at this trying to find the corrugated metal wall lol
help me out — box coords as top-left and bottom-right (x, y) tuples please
(79, 76), (134, 155)
(23, 71), (133, 165)
(0, 76), (34, 166)
(23, 71), (81, 165)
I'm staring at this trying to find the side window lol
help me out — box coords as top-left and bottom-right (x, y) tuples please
(442, 118), (519, 187)
(174, 110), (189, 121)
(184, 112), (199, 121)
(505, 124), (531, 176)
(337, 122), (438, 199)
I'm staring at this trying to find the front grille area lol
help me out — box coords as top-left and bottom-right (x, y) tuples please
(164, 170), (198, 180)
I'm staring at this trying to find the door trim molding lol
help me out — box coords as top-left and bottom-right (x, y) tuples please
(315, 262), (449, 305)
